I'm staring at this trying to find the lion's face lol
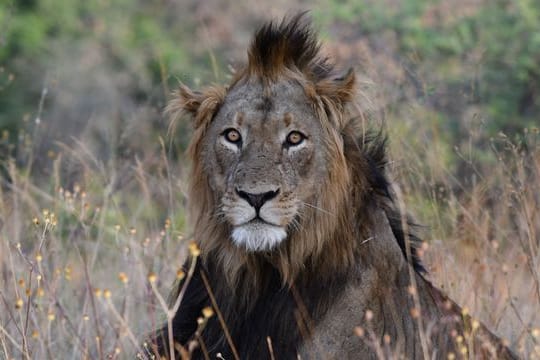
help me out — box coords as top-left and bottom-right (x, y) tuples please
(201, 79), (327, 251)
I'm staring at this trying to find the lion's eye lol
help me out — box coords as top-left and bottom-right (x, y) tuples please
(285, 131), (306, 146)
(223, 129), (242, 144)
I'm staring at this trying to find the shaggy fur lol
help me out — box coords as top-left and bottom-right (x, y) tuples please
(150, 13), (516, 359)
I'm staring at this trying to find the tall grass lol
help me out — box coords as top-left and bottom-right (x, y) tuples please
(1, 1), (539, 358)
(1, 92), (539, 359)
(390, 125), (540, 357)
(0, 120), (192, 358)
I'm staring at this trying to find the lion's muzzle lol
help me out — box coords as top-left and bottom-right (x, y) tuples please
(224, 185), (293, 251)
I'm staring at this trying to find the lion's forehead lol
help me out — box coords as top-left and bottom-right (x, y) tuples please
(217, 80), (315, 124)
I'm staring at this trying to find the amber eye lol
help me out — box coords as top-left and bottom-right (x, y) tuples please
(223, 129), (242, 144)
(286, 131), (305, 146)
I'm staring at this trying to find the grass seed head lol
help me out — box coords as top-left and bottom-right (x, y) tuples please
(354, 326), (365, 338)
(143, 237), (150, 247)
(365, 309), (373, 321)
(118, 272), (129, 284)
(64, 266), (72, 280)
(410, 307), (420, 319)
(176, 269), (185, 280)
(188, 242), (201, 257)
(202, 306), (214, 318)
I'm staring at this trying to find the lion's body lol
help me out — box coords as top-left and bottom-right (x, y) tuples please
(151, 14), (516, 359)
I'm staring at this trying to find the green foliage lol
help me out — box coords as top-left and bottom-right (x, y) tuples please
(3, 0), (537, 149)
(317, 0), (540, 136)
(0, 1), (203, 139)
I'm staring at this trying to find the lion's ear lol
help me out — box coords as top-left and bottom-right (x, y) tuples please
(315, 68), (356, 106)
(166, 84), (225, 128)
(178, 84), (204, 115)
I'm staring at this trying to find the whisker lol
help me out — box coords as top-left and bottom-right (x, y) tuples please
(289, 218), (301, 233)
(301, 202), (335, 217)
(211, 208), (227, 223)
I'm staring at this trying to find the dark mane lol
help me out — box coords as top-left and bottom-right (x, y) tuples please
(359, 132), (426, 273)
(247, 12), (333, 80)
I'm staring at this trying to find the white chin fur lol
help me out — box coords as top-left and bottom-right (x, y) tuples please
(231, 223), (287, 251)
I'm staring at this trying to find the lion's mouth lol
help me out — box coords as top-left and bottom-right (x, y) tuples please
(231, 219), (287, 252)
(244, 217), (279, 227)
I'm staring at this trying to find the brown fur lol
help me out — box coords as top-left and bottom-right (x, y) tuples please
(154, 13), (517, 359)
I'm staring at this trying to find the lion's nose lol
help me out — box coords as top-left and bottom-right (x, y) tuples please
(236, 188), (280, 212)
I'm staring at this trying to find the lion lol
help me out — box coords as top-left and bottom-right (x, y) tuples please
(150, 13), (517, 359)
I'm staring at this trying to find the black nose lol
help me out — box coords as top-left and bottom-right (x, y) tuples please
(236, 188), (280, 212)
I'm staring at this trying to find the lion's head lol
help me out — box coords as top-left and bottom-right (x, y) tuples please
(168, 14), (417, 292)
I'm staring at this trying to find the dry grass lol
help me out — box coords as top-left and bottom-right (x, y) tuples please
(390, 126), (540, 357)
(0, 134), (192, 358)
(1, 101), (539, 360)
(1, 2), (539, 359)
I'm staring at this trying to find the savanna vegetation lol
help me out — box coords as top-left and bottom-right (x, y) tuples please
(0, 0), (539, 358)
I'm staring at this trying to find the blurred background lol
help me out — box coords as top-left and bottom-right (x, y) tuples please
(1, 0), (539, 358)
